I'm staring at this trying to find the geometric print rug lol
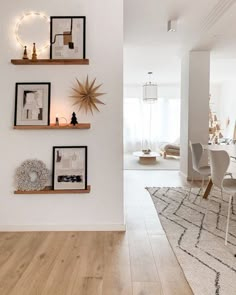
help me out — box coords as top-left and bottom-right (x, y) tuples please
(146, 187), (236, 295)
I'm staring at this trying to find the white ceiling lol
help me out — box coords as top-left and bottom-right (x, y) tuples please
(124, 0), (236, 85)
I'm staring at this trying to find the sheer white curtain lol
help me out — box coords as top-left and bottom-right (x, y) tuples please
(124, 97), (180, 153)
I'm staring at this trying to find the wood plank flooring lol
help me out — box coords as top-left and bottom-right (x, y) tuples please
(0, 171), (194, 294)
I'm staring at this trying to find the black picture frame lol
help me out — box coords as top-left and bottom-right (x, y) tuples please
(50, 16), (86, 59)
(52, 146), (88, 190)
(14, 82), (51, 126)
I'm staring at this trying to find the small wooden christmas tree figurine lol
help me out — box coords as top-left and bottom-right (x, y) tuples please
(70, 112), (78, 125)
(31, 43), (37, 61)
(22, 46), (29, 60)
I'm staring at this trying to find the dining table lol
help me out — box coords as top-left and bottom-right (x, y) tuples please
(202, 144), (236, 199)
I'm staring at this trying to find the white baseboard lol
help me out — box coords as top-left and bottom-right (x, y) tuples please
(179, 170), (188, 180)
(0, 224), (126, 232)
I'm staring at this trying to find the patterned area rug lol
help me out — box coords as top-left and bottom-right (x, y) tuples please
(146, 187), (236, 295)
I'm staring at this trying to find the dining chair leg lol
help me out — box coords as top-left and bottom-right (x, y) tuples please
(225, 195), (233, 246)
(188, 175), (193, 200)
(198, 178), (204, 205)
(199, 176), (204, 196)
(205, 185), (213, 223)
(221, 189), (223, 200)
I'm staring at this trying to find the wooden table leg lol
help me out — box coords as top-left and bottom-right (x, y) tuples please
(203, 179), (213, 199)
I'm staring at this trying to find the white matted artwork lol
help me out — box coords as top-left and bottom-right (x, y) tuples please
(50, 16), (86, 59)
(52, 146), (87, 190)
(14, 82), (51, 126)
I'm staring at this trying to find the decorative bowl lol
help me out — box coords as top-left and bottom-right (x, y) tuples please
(142, 149), (151, 154)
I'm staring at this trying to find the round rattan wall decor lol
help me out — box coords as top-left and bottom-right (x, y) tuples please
(15, 159), (49, 191)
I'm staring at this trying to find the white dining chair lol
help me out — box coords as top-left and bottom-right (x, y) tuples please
(188, 142), (211, 198)
(188, 142), (232, 200)
(208, 149), (236, 245)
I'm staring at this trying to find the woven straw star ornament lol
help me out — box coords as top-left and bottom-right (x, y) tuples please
(71, 76), (105, 115)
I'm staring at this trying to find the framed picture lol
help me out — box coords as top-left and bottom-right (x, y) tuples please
(14, 82), (51, 126)
(52, 146), (87, 190)
(50, 16), (86, 59)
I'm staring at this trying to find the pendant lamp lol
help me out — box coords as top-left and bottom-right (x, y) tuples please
(143, 72), (158, 103)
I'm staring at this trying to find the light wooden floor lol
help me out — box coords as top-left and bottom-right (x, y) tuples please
(0, 170), (193, 295)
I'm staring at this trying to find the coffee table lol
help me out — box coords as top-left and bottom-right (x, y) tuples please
(133, 151), (159, 165)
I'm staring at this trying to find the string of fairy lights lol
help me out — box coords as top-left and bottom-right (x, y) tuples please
(15, 11), (50, 53)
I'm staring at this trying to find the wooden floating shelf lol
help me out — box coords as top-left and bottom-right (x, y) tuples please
(14, 123), (91, 130)
(14, 185), (91, 194)
(11, 59), (89, 65)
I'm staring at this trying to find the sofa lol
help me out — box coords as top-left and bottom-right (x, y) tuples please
(159, 139), (180, 159)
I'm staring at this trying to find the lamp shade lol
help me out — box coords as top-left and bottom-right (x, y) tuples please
(143, 72), (158, 103)
(143, 82), (158, 103)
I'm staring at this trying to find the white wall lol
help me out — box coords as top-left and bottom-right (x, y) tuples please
(0, 0), (124, 230)
(180, 54), (190, 177)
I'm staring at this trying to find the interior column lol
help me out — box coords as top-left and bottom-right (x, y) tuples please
(180, 51), (210, 179)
